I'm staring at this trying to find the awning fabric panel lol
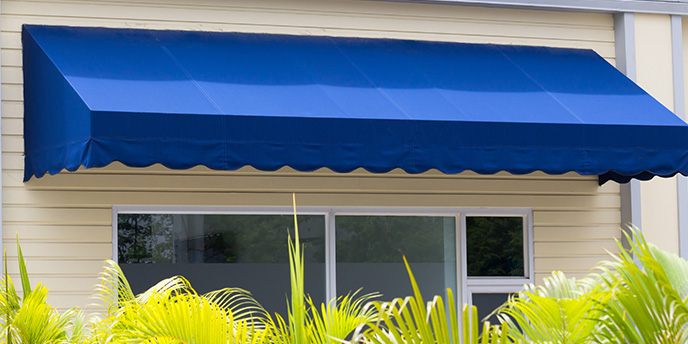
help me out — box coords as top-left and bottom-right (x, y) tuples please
(22, 25), (688, 183)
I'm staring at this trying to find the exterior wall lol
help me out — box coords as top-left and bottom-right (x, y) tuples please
(1, 0), (619, 311)
(634, 14), (680, 254)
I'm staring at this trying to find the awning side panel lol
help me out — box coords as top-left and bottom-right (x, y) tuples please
(22, 26), (93, 181)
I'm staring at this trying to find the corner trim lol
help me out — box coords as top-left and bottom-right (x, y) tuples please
(615, 13), (637, 82)
(0, 0), (4, 274)
(671, 15), (688, 258)
(615, 13), (642, 248)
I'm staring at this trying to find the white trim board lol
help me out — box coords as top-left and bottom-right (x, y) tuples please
(671, 15), (688, 258)
(381, 0), (688, 15)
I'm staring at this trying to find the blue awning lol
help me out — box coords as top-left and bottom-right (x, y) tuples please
(22, 25), (688, 184)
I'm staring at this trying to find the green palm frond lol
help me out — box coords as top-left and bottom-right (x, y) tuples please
(357, 256), (509, 344)
(593, 228), (688, 344)
(16, 234), (31, 302)
(264, 311), (290, 344)
(265, 195), (381, 344)
(0, 274), (20, 325)
(288, 196), (307, 344)
(65, 310), (90, 344)
(94, 262), (270, 344)
(306, 291), (379, 344)
(205, 287), (270, 323)
(134, 274), (191, 304)
(96, 260), (136, 316)
(498, 271), (604, 344)
(650, 243), (688, 300)
(0, 238), (82, 344)
(109, 287), (239, 343)
(5, 284), (75, 344)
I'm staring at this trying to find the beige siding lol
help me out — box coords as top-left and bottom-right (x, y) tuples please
(1, 0), (619, 310)
(635, 14), (680, 254)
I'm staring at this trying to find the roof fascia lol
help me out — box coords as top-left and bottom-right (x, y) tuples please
(377, 0), (688, 15)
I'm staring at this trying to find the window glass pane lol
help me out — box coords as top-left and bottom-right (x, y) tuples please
(118, 214), (325, 316)
(336, 216), (457, 301)
(472, 292), (511, 325)
(466, 216), (524, 277)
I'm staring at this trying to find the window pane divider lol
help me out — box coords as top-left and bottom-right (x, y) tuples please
(326, 211), (337, 304)
(466, 278), (532, 286)
(459, 213), (469, 305)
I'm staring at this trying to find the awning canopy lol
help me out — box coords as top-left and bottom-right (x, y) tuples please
(22, 25), (688, 184)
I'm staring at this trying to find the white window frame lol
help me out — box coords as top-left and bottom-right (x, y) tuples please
(461, 210), (534, 307)
(112, 205), (533, 306)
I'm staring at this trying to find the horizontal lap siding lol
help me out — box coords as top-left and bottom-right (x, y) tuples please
(1, 0), (617, 310)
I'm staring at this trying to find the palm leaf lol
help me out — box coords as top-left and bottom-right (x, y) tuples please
(358, 256), (509, 344)
(7, 284), (74, 344)
(499, 271), (603, 344)
(267, 194), (382, 344)
(650, 244), (688, 300)
(288, 193), (307, 344)
(15, 234), (31, 300)
(593, 228), (688, 343)
(95, 268), (269, 344)
(204, 287), (269, 324)
(96, 259), (136, 316)
(0, 239), (80, 344)
(110, 289), (234, 343)
(306, 291), (379, 344)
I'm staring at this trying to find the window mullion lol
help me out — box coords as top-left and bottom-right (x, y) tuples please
(526, 212), (535, 281)
(459, 213), (469, 306)
(326, 211), (337, 303)
(112, 206), (119, 262)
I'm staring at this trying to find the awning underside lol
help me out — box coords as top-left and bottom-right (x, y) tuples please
(21, 25), (688, 183)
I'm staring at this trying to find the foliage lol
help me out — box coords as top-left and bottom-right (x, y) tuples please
(355, 256), (510, 344)
(592, 229), (688, 343)
(304, 292), (379, 344)
(497, 227), (688, 344)
(92, 260), (269, 344)
(498, 271), (606, 344)
(19, 205), (688, 344)
(0, 238), (82, 344)
(263, 196), (379, 344)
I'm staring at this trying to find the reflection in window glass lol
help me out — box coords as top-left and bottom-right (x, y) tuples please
(466, 216), (524, 277)
(118, 214), (326, 316)
(335, 216), (457, 301)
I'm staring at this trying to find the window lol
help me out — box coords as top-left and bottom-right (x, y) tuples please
(117, 213), (326, 316)
(466, 216), (524, 277)
(464, 213), (532, 322)
(335, 215), (457, 302)
(115, 207), (532, 317)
